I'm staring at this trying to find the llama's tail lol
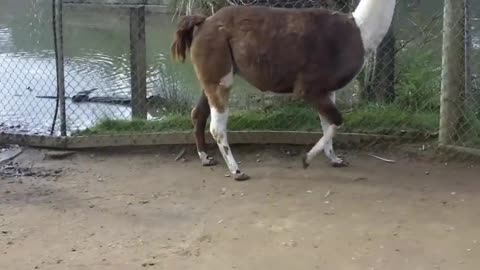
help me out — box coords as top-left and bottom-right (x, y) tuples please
(171, 15), (206, 63)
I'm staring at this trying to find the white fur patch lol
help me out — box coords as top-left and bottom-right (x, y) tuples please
(352, 0), (396, 53)
(320, 115), (339, 162)
(319, 92), (342, 163)
(210, 107), (229, 137)
(210, 107), (240, 173)
(219, 69), (233, 88)
(306, 124), (338, 164)
(198, 151), (210, 164)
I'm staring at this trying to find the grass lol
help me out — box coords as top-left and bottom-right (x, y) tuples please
(78, 103), (440, 137)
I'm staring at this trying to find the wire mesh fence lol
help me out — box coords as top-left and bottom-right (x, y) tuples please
(0, 0), (479, 153)
(464, 0), (480, 149)
(0, 0), (58, 136)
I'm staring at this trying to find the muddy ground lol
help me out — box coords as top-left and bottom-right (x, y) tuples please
(1, 144), (480, 270)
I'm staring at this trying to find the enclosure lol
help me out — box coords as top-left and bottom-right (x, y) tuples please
(0, 0), (479, 155)
(1, 1), (480, 269)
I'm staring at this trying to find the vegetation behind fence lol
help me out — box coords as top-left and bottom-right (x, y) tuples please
(0, 0), (479, 153)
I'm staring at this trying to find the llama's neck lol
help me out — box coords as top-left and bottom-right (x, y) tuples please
(352, 0), (396, 53)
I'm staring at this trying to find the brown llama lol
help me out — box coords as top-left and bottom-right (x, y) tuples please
(171, 0), (396, 181)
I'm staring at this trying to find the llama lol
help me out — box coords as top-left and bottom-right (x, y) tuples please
(171, 0), (396, 181)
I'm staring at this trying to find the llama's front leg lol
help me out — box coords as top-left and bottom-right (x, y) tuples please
(319, 92), (348, 167)
(303, 123), (339, 168)
(320, 115), (348, 167)
(303, 94), (343, 169)
(210, 107), (250, 181)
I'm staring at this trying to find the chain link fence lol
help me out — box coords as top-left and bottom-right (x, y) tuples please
(0, 0), (58, 136)
(464, 0), (480, 149)
(0, 0), (479, 153)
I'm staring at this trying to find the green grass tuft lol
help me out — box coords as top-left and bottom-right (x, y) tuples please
(78, 104), (440, 137)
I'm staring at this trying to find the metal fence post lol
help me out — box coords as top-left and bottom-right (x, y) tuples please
(53, 0), (67, 136)
(129, 5), (147, 120)
(439, 0), (466, 145)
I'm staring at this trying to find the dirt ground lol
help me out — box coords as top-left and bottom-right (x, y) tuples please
(1, 144), (480, 270)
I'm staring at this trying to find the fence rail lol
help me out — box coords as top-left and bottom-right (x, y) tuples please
(0, 0), (479, 156)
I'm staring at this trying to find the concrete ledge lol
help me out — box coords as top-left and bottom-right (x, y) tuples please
(0, 133), (68, 149)
(1, 131), (411, 150)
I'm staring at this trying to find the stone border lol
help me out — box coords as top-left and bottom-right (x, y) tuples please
(5, 132), (479, 158)
(1, 131), (411, 150)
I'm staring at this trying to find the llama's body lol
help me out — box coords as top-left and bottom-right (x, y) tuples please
(191, 6), (364, 96)
(172, 0), (396, 180)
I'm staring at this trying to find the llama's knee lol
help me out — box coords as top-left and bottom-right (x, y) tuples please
(209, 107), (228, 140)
(209, 125), (226, 145)
(192, 93), (210, 126)
(191, 107), (199, 126)
(329, 111), (343, 127)
(209, 125), (219, 141)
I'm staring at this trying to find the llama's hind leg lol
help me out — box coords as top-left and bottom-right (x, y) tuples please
(191, 92), (217, 166)
(303, 94), (343, 168)
(189, 33), (247, 179)
(210, 106), (249, 180)
(207, 99), (249, 181)
(320, 92), (348, 167)
(204, 77), (249, 181)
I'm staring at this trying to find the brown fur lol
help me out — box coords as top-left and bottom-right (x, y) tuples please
(171, 6), (365, 111)
(171, 5), (366, 169)
(190, 93), (210, 153)
(204, 84), (231, 113)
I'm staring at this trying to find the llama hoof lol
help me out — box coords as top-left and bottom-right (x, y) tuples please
(201, 156), (218, 167)
(234, 172), (250, 181)
(331, 158), (348, 168)
(302, 155), (310, 169)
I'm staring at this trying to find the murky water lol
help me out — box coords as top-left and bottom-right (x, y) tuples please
(0, 0), (479, 135)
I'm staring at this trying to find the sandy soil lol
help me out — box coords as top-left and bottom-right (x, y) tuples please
(1, 145), (480, 270)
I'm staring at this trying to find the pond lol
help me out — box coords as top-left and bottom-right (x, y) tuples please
(0, 0), (479, 135)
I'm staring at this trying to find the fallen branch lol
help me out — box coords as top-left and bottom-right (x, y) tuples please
(368, 154), (396, 163)
(175, 147), (186, 161)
